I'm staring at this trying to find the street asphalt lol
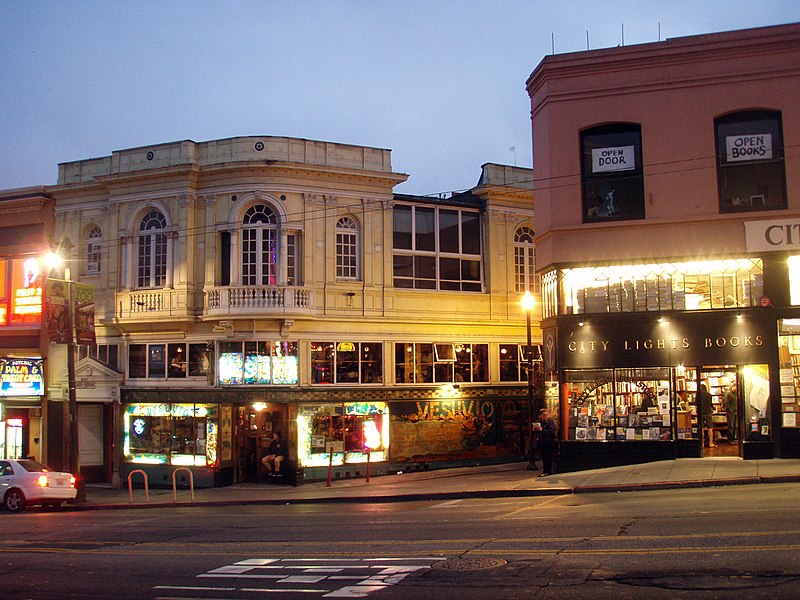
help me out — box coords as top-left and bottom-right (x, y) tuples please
(73, 456), (800, 511)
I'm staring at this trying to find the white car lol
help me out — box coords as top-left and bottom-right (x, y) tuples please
(0, 459), (77, 512)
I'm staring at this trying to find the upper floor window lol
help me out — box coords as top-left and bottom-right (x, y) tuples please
(78, 343), (119, 371)
(217, 340), (298, 386)
(137, 210), (167, 288)
(393, 205), (482, 291)
(716, 110), (786, 213)
(581, 124), (645, 222)
(336, 217), (360, 280)
(514, 226), (539, 294)
(395, 342), (488, 384)
(242, 204), (278, 286)
(311, 341), (382, 384)
(86, 227), (102, 275)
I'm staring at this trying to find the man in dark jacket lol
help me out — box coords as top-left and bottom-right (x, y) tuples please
(261, 432), (287, 475)
(538, 408), (557, 477)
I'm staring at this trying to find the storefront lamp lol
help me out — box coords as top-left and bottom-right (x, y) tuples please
(521, 291), (538, 471)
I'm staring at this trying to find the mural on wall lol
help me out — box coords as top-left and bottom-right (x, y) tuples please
(390, 398), (524, 462)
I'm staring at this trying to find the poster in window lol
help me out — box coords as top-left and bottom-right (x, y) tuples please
(221, 405), (232, 462)
(726, 134), (772, 162)
(591, 145), (636, 173)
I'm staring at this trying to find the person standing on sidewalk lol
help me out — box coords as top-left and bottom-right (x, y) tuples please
(538, 408), (557, 477)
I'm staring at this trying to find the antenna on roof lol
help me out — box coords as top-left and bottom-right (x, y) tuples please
(658, 21), (662, 41)
(621, 23), (625, 46)
(551, 32), (555, 54)
(586, 30), (590, 50)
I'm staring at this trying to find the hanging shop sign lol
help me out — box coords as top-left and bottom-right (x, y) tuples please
(0, 358), (44, 397)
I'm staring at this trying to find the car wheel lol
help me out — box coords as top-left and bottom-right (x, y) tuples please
(4, 489), (26, 513)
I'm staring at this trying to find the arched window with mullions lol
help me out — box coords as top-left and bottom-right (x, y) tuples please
(242, 204), (278, 286)
(137, 210), (167, 288)
(336, 216), (360, 280)
(86, 226), (102, 274)
(514, 226), (538, 293)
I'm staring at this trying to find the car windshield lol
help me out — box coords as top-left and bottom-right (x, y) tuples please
(18, 460), (51, 473)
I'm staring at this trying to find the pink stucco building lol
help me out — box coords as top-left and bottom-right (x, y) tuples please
(527, 23), (800, 469)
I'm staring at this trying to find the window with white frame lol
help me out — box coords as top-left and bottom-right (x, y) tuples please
(392, 204), (482, 291)
(242, 204), (278, 286)
(514, 226), (539, 294)
(86, 226), (102, 275)
(336, 217), (359, 280)
(137, 210), (167, 288)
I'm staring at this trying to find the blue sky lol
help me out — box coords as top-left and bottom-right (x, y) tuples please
(1, 1), (798, 196)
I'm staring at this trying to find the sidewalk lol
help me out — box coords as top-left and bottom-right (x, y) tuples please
(74, 457), (800, 511)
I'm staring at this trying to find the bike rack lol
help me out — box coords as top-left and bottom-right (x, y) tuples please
(127, 470), (150, 503)
(171, 467), (195, 502)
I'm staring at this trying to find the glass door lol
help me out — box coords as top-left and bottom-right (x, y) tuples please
(699, 367), (738, 457)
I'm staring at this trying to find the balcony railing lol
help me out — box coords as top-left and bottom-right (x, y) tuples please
(115, 289), (203, 321)
(205, 285), (314, 317)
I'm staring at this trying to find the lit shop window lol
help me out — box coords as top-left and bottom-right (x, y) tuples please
(297, 402), (388, 468)
(395, 343), (488, 384)
(128, 343), (211, 379)
(1, 257), (44, 326)
(559, 258), (763, 315)
(311, 341), (382, 384)
(217, 341), (298, 386)
(565, 368), (672, 442)
(123, 403), (219, 466)
(716, 110), (786, 213)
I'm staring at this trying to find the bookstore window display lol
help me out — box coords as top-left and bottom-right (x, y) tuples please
(566, 368), (673, 441)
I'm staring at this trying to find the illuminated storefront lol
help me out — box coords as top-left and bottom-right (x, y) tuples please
(122, 402), (232, 487)
(0, 357), (44, 460)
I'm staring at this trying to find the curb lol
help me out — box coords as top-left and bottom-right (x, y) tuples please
(63, 472), (800, 512)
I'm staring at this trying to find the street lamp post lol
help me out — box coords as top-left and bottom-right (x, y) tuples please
(46, 252), (85, 501)
(521, 291), (538, 470)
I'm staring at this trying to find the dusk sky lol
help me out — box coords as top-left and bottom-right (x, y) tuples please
(2, 1), (799, 196)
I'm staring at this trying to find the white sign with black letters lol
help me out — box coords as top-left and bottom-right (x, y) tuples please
(726, 134), (772, 162)
(592, 145), (635, 173)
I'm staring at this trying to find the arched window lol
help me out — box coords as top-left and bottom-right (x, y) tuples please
(86, 226), (102, 274)
(514, 226), (538, 293)
(336, 217), (359, 280)
(242, 204), (278, 286)
(137, 210), (167, 288)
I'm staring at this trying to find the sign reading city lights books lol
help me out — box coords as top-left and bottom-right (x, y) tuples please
(0, 358), (44, 397)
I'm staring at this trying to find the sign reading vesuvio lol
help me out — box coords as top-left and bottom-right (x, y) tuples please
(0, 358), (44, 397)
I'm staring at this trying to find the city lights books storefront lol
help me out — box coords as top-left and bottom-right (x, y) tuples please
(543, 311), (782, 471)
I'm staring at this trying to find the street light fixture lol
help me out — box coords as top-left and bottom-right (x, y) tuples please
(521, 291), (538, 470)
(45, 251), (85, 501)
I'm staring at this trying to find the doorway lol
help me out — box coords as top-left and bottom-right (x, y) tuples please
(699, 367), (739, 457)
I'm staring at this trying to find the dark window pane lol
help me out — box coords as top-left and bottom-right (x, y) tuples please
(439, 257), (460, 281)
(415, 207), (436, 251)
(393, 206), (413, 250)
(188, 344), (210, 377)
(361, 343), (382, 384)
(415, 255), (436, 280)
(168, 343), (187, 378)
(393, 254), (413, 278)
(129, 344), (147, 378)
(439, 210), (459, 253)
(461, 212), (481, 255)
(148, 344), (166, 378)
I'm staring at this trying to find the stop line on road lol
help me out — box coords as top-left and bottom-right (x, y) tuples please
(154, 556), (442, 598)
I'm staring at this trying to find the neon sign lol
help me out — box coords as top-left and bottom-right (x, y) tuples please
(0, 358), (44, 397)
